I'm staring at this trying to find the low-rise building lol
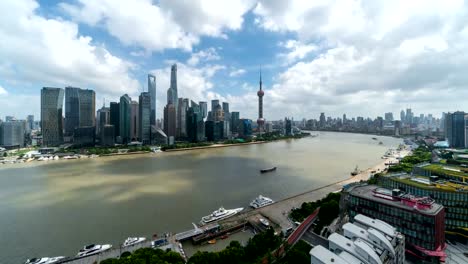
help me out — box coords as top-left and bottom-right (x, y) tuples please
(310, 214), (405, 264)
(343, 184), (446, 263)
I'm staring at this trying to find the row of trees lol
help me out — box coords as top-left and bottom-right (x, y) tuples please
(290, 192), (341, 234)
(387, 146), (431, 173)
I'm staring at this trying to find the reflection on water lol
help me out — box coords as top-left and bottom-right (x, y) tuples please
(0, 132), (401, 263)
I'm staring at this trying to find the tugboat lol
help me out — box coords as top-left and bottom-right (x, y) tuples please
(260, 167), (277, 173)
(351, 166), (359, 176)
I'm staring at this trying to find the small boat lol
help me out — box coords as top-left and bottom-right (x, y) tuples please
(259, 218), (270, 227)
(25, 257), (65, 264)
(378, 141), (383, 145)
(220, 234), (229, 239)
(260, 167), (276, 173)
(123, 237), (146, 247)
(372, 137), (378, 140)
(208, 239), (217, 244)
(76, 244), (112, 257)
(351, 166), (359, 176)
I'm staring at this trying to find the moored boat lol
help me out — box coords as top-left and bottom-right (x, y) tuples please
(351, 166), (359, 176)
(201, 207), (243, 224)
(25, 257), (65, 264)
(208, 239), (216, 244)
(76, 244), (112, 257)
(260, 167), (276, 173)
(123, 237), (146, 247)
(250, 195), (274, 208)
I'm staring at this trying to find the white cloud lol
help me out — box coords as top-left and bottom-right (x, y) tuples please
(187, 48), (221, 66)
(0, 0), (139, 103)
(61, 0), (256, 52)
(251, 0), (468, 118)
(229, 68), (246, 77)
(0, 85), (7, 95)
(278, 40), (317, 65)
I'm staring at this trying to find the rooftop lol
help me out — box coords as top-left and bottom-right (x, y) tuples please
(383, 173), (468, 192)
(309, 245), (351, 264)
(348, 184), (444, 216)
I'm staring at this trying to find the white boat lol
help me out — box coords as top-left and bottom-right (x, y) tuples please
(201, 207), (243, 224)
(53, 155), (59, 160)
(25, 257), (65, 264)
(76, 244), (112, 257)
(259, 218), (270, 227)
(123, 237), (146, 247)
(63, 155), (79, 160)
(250, 195), (274, 209)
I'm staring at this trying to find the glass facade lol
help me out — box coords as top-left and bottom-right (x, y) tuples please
(41, 87), (64, 146)
(139, 92), (151, 144)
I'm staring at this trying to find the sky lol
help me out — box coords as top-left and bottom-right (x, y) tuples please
(1, 0), (468, 121)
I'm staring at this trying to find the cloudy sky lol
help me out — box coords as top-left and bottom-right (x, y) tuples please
(1, 0), (468, 121)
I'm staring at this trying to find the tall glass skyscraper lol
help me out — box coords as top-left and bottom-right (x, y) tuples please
(166, 64), (178, 136)
(78, 89), (95, 127)
(119, 94), (132, 144)
(109, 102), (120, 138)
(139, 92), (151, 144)
(41, 87), (64, 146)
(199, 101), (207, 119)
(148, 74), (156, 126)
(65, 87), (80, 136)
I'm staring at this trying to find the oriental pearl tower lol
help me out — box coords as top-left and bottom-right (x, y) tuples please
(257, 69), (265, 133)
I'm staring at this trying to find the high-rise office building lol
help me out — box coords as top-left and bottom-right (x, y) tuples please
(222, 102), (229, 115)
(148, 74), (156, 126)
(445, 111), (465, 148)
(109, 102), (120, 138)
(119, 94), (132, 144)
(230, 112), (240, 133)
(285, 117), (292, 136)
(78, 89), (95, 127)
(41, 87), (64, 146)
(238, 119), (252, 139)
(319, 113), (326, 128)
(139, 92), (151, 144)
(384, 112), (393, 122)
(187, 101), (205, 142)
(65, 87), (80, 136)
(199, 101), (208, 120)
(405, 108), (413, 124)
(211, 99), (219, 112)
(213, 104), (224, 122)
(163, 104), (176, 140)
(257, 71), (265, 132)
(27, 115), (34, 130)
(130, 101), (139, 141)
(177, 98), (189, 138)
(101, 125), (115, 146)
(73, 126), (95, 147)
(5, 116), (14, 122)
(96, 106), (110, 135)
(400, 110), (405, 122)
(0, 121), (25, 148)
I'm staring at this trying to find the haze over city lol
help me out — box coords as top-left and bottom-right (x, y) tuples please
(2, 0), (468, 119)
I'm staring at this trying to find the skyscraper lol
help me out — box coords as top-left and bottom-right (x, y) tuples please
(0, 121), (25, 147)
(199, 101), (207, 120)
(96, 106), (110, 135)
(41, 87), (64, 146)
(166, 64), (178, 134)
(65, 87), (95, 136)
(27, 115), (34, 130)
(119, 94), (132, 144)
(211, 100), (220, 112)
(446, 111), (465, 148)
(148, 74), (156, 126)
(130, 101), (139, 141)
(400, 110), (406, 122)
(384, 112), (393, 122)
(109, 102), (120, 138)
(257, 70), (265, 132)
(164, 104), (176, 140)
(319, 113), (326, 128)
(65, 87), (80, 136)
(78, 89), (95, 127)
(187, 101), (205, 142)
(139, 92), (151, 144)
(177, 98), (189, 138)
(231, 112), (240, 133)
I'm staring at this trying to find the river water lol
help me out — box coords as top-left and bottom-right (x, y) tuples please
(0, 132), (401, 263)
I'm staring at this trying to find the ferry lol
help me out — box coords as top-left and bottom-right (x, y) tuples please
(260, 167), (276, 173)
(250, 195), (274, 208)
(123, 237), (146, 247)
(201, 207), (243, 224)
(24, 257), (65, 264)
(76, 244), (112, 257)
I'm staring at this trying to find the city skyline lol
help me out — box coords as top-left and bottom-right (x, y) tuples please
(2, 1), (468, 120)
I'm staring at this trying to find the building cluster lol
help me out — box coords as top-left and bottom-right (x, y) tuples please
(1, 64), (275, 149)
(342, 184), (447, 263)
(310, 214), (406, 264)
(302, 109), (442, 137)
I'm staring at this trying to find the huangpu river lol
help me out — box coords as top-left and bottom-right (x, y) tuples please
(0, 132), (402, 263)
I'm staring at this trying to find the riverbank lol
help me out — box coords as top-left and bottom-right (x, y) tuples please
(163, 141), (269, 152)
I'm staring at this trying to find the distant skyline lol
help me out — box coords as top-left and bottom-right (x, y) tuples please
(1, 0), (468, 120)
